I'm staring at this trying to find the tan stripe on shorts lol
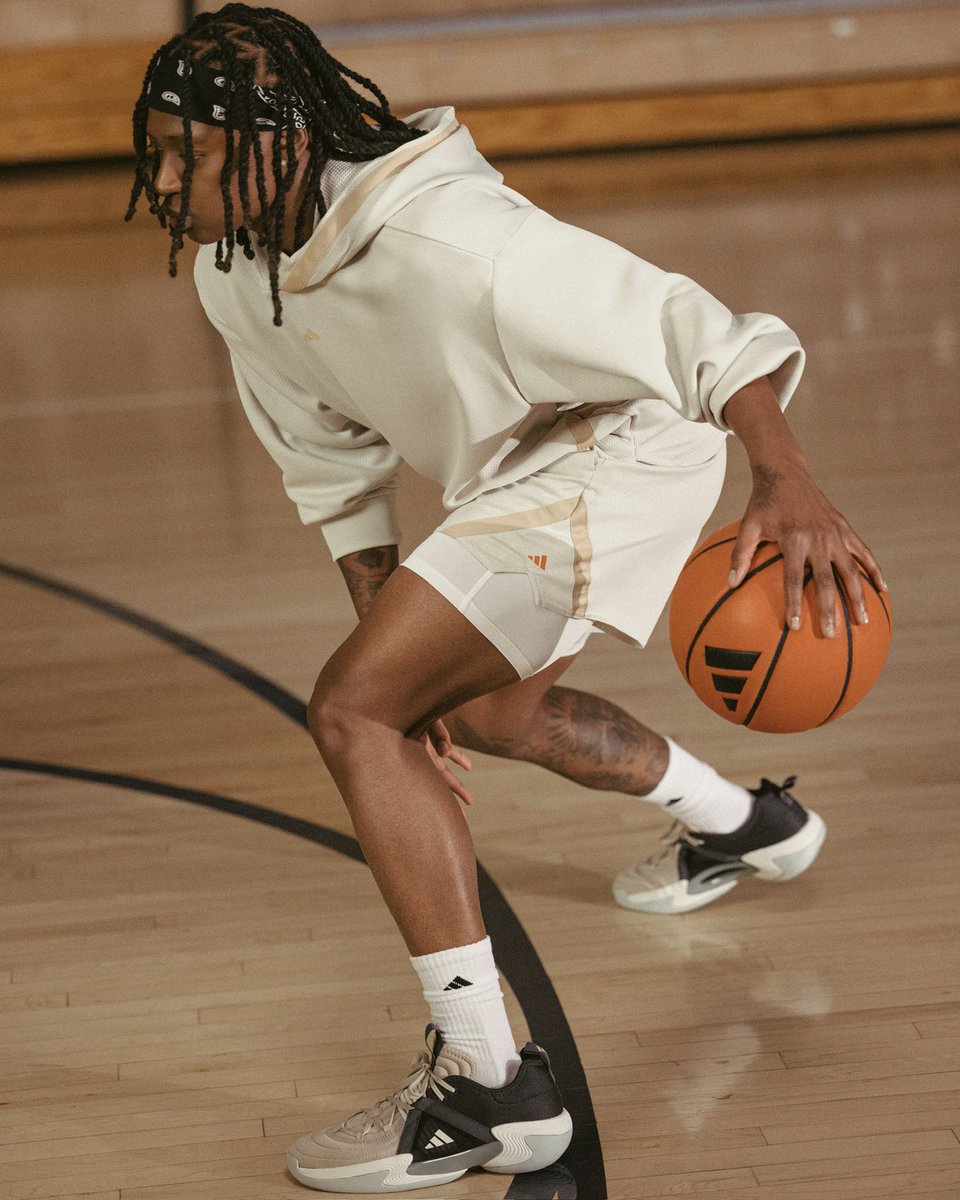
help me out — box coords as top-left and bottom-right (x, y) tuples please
(441, 495), (580, 539)
(569, 493), (593, 617)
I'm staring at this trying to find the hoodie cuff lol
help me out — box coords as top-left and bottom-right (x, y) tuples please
(709, 335), (806, 430)
(305, 497), (402, 561)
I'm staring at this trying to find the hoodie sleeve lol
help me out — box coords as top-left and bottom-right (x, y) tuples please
(224, 343), (402, 561)
(491, 209), (804, 429)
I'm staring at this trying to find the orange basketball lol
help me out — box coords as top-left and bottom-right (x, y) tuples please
(669, 520), (892, 733)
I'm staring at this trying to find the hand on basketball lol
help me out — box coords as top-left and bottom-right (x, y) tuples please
(729, 465), (887, 637)
(421, 719), (475, 806)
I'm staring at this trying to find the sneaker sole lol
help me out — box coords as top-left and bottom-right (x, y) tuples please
(287, 1111), (573, 1192)
(613, 874), (740, 914)
(613, 811), (827, 915)
(483, 1110), (573, 1174)
(287, 1149), (471, 1192)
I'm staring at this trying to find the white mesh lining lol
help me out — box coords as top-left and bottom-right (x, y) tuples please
(320, 158), (360, 209)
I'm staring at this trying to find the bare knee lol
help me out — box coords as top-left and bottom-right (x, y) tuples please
(307, 666), (387, 760)
(307, 671), (348, 756)
(308, 660), (433, 764)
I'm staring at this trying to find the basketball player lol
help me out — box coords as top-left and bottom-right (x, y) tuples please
(130, 5), (886, 1191)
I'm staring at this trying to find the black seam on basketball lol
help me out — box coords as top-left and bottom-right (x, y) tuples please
(821, 572), (854, 726)
(857, 565), (891, 627)
(742, 567), (812, 727)
(682, 551), (784, 680)
(685, 533), (738, 569)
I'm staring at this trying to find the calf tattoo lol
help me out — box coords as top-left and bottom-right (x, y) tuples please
(449, 687), (668, 795)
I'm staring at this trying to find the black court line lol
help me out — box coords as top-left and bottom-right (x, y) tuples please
(0, 561), (603, 1200)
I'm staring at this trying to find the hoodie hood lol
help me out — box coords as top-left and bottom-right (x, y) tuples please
(279, 106), (500, 294)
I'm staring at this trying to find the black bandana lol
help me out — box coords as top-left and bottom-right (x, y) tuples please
(147, 54), (306, 129)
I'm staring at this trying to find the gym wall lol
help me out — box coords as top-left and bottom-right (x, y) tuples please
(0, 1), (958, 162)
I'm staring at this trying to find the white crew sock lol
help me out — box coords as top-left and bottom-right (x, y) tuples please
(410, 936), (521, 1088)
(644, 737), (753, 833)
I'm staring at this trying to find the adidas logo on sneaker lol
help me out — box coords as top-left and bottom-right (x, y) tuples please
(424, 1129), (455, 1151)
(442, 975), (472, 990)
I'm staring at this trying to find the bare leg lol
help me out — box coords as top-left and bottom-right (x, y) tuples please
(307, 567), (521, 957)
(447, 668), (669, 796)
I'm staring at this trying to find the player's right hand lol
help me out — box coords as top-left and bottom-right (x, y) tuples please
(421, 719), (475, 807)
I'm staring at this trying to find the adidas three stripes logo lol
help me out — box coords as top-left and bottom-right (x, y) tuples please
(705, 645), (762, 712)
(442, 975), (472, 991)
(424, 1129), (455, 1151)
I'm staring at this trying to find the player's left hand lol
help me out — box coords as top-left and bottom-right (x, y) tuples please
(421, 719), (475, 806)
(729, 463), (887, 637)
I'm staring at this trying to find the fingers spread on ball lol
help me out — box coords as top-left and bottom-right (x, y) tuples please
(835, 555), (869, 625)
(848, 535), (888, 597)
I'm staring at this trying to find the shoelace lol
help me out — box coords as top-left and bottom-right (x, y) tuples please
(625, 820), (706, 884)
(648, 820), (704, 864)
(337, 1051), (456, 1138)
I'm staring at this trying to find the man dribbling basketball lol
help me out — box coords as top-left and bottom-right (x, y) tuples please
(129, 5), (887, 1191)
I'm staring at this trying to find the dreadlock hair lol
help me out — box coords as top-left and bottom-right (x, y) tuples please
(126, 4), (425, 325)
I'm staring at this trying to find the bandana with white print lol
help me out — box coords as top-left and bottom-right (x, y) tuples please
(147, 54), (306, 129)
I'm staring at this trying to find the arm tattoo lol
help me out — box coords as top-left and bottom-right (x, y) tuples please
(750, 464), (783, 509)
(337, 545), (400, 619)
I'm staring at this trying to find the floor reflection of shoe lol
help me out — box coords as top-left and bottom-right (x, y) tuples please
(613, 775), (827, 914)
(287, 1023), (573, 1192)
(502, 1161), (578, 1198)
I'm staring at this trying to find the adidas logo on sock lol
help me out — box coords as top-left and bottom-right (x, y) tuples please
(442, 975), (472, 991)
(424, 1129), (455, 1151)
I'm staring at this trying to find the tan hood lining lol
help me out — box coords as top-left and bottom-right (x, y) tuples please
(281, 119), (461, 295)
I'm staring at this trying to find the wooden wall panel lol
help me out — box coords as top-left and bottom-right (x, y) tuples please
(0, 4), (958, 163)
(0, 1), (180, 48)
(332, 4), (960, 110)
(2, 1), (833, 45)
(465, 73), (960, 156)
(199, 0), (658, 26)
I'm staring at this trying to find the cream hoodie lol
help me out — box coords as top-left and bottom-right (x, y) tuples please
(194, 106), (804, 561)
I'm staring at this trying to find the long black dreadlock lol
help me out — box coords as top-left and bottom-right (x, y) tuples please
(126, 4), (424, 325)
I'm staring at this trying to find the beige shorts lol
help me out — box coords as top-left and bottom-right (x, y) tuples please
(403, 532), (596, 678)
(404, 409), (727, 676)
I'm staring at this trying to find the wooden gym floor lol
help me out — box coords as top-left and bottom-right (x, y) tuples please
(1, 126), (959, 1199)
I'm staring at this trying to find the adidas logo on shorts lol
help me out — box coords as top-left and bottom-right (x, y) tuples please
(528, 554), (548, 570)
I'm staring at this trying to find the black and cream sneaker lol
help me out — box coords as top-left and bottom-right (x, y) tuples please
(613, 776), (826, 915)
(287, 1025), (572, 1192)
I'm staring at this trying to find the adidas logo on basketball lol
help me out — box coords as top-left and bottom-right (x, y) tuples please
(705, 645), (761, 712)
